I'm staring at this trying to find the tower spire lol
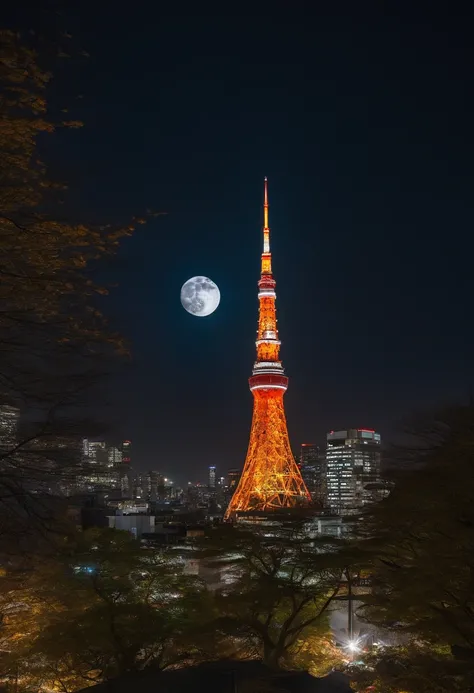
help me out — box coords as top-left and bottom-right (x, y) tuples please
(261, 177), (272, 275)
(263, 176), (270, 253)
(224, 180), (311, 520)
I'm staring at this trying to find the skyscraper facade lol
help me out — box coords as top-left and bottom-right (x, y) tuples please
(147, 470), (165, 501)
(225, 180), (310, 519)
(227, 468), (241, 491)
(81, 439), (124, 493)
(121, 440), (132, 465)
(208, 465), (216, 489)
(120, 440), (132, 495)
(83, 440), (107, 465)
(299, 443), (326, 507)
(326, 428), (381, 515)
(108, 446), (123, 467)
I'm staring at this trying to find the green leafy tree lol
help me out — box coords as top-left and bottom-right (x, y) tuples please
(356, 404), (474, 691)
(0, 30), (152, 346)
(0, 30), (143, 403)
(0, 29), (155, 548)
(1, 529), (211, 690)
(348, 642), (474, 693)
(288, 624), (346, 678)
(197, 525), (347, 669)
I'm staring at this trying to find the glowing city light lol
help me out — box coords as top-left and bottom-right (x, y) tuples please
(347, 640), (360, 653)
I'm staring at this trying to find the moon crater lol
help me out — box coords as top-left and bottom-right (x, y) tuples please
(180, 276), (220, 317)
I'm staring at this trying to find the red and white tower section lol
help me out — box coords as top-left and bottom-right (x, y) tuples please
(225, 179), (311, 519)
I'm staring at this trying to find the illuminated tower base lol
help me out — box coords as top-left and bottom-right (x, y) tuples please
(225, 179), (310, 520)
(227, 377), (310, 515)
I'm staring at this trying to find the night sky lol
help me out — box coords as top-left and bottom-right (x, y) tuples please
(9, 3), (474, 482)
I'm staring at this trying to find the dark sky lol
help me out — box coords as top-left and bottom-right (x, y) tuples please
(9, 3), (474, 482)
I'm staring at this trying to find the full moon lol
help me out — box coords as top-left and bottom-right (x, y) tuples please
(180, 276), (220, 317)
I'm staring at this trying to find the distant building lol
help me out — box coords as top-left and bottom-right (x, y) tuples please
(120, 469), (130, 496)
(299, 444), (326, 507)
(186, 483), (202, 508)
(81, 439), (121, 493)
(108, 446), (122, 467)
(119, 441), (132, 495)
(25, 434), (83, 495)
(116, 500), (148, 514)
(0, 404), (20, 450)
(121, 440), (132, 465)
(208, 465), (216, 489)
(132, 472), (145, 500)
(83, 440), (107, 465)
(223, 468), (242, 511)
(108, 512), (155, 538)
(326, 428), (382, 515)
(227, 468), (241, 490)
(141, 470), (164, 502)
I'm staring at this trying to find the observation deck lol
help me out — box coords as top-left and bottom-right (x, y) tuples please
(249, 372), (288, 392)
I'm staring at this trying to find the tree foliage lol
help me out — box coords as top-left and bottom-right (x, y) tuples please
(356, 404), (474, 691)
(288, 627), (345, 678)
(0, 30), (155, 549)
(196, 524), (348, 669)
(349, 642), (474, 693)
(0, 30), (146, 376)
(0, 528), (211, 691)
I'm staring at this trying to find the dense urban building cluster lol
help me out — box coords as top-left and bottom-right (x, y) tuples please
(0, 402), (385, 536)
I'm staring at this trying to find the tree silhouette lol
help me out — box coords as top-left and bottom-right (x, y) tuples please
(1, 528), (211, 690)
(355, 404), (474, 691)
(195, 524), (348, 669)
(0, 29), (153, 548)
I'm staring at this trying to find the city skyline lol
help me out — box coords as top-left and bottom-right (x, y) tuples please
(0, 403), (384, 492)
(3, 5), (474, 479)
(0, 6), (472, 689)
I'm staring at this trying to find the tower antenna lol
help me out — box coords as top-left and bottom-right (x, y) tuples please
(263, 176), (270, 253)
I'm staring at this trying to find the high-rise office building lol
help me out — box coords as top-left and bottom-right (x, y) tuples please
(132, 472), (144, 499)
(0, 404), (20, 450)
(108, 446), (123, 467)
(121, 440), (132, 465)
(83, 440), (107, 465)
(299, 444), (326, 506)
(146, 470), (164, 502)
(224, 468), (242, 509)
(227, 468), (241, 490)
(326, 429), (381, 515)
(208, 465), (216, 489)
(81, 440), (120, 492)
(120, 441), (132, 496)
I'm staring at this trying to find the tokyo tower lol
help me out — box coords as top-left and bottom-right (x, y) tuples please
(224, 179), (311, 520)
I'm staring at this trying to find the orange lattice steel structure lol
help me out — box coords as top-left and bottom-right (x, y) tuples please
(224, 179), (311, 520)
